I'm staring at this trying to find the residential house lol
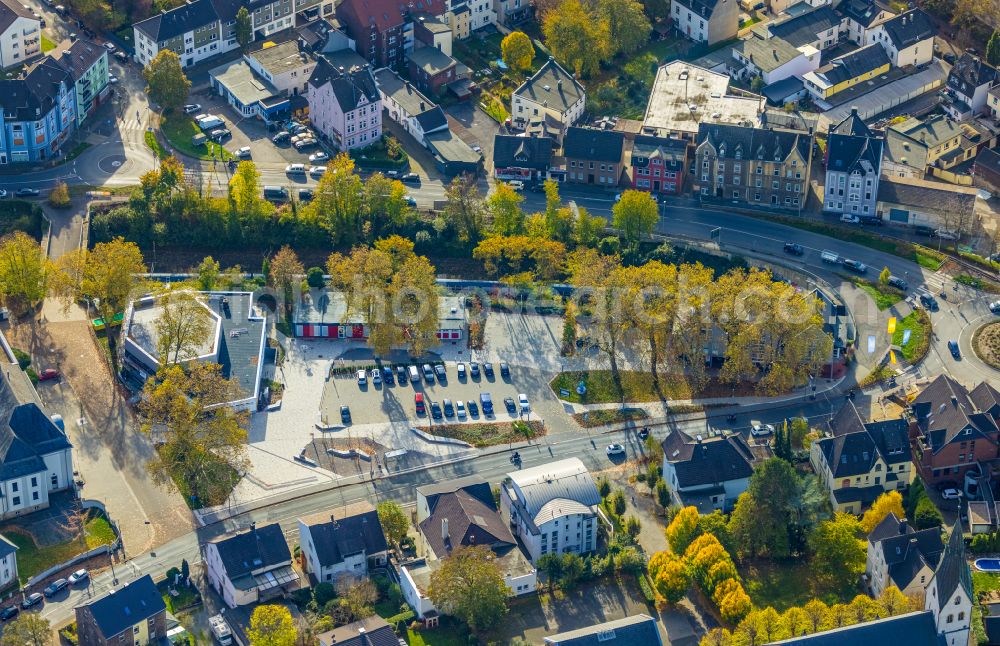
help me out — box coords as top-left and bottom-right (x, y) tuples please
(413, 14), (452, 55)
(837, 0), (895, 45)
(51, 39), (110, 127)
(943, 54), (999, 121)
(511, 59), (586, 133)
(205, 522), (299, 608)
(562, 127), (624, 186)
(0, 58), (76, 163)
(802, 44), (891, 104)
(823, 107), (884, 217)
(298, 501), (388, 584)
(883, 115), (965, 177)
(693, 122), (813, 212)
(0, 0), (39, 70)
(317, 616), (397, 646)
(866, 513), (943, 598)
(245, 38), (317, 96)
(661, 429), (755, 512)
(671, 0), (738, 45)
(0, 535), (16, 590)
(762, 77), (807, 107)
(761, 5), (842, 51)
(209, 58), (290, 121)
(731, 34), (820, 85)
(374, 68), (448, 146)
(989, 85), (1000, 119)
(0, 401), (74, 519)
(543, 614), (664, 645)
(400, 476), (537, 618)
(865, 8), (935, 67)
(499, 458), (600, 563)
(876, 176), (978, 232)
(924, 524), (973, 646)
(133, 0), (239, 69)
(810, 401), (911, 513)
(975, 146), (1000, 193)
(292, 290), (468, 341)
(909, 375), (1000, 487)
(445, 2), (471, 39)
(492, 134), (553, 182)
(298, 17), (356, 54)
(306, 58), (380, 151)
(494, 0), (530, 26)
(406, 46), (460, 96)
(336, 0), (447, 68)
(769, 611), (947, 645)
(630, 134), (688, 195)
(75, 575), (167, 646)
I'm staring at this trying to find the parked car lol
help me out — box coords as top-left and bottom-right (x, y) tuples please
(457, 363), (466, 380)
(990, 301), (1000, 314)
(783, 242), (804, 256)
(434, 364), (446, 380)
(914, 225), (935, 237)
(103, 42), (115, 51)
(309, 151), (329, 163)
(370, 368), (382, 385)
(108, 75), (118, 84)
(404, 195), (417, 207)
(382, 366), (394, 385)
(948, 340), (961, 359)
(887, 276), (908, 291)
(456, 400), (467, 419)
(68, 569), (89, 585)
(430, 401), (442, 419)
(941, 488), (962, 500)
(469, 362), (480, 378)
(397, 365), (408, 383)
(285, 163), (306, 174)
(20, 594), (41, 609)
(751, 422), (775, 437)
(483, 362), (494, 378)
(235, 146), (251, 158)
(443, 399), (454, 417)
(309, 166), (327, 176)
(400, 173), (420, 184)
(0, 606), (18, 621)
(500, 362), (510, 379)
(918, 294), (939, 311)
(43, 579), (68, 598)
(518, 393), (529, 413)
(606, 443), (626, 456)
(340, 405), (351, 424)
(298, 189), (314, 202)
(934, 229), (959, 241)
(0, 189), (8, 198)
(840, 214), (860, 224)
(504, 396), (516, 414)
(272, 132), (291, 144)
(208, 128), (231, 142)
(14, 188), (39, 197)
(414, 392), (425, 415)
(38, 369), (59, 381)
(841, 258), (867, 274)
(422, 364), (434, 383)
(356, 370), (367, 386)
(506, 180), (524, 191)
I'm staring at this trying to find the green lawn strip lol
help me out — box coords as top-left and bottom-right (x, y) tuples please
(157, 579), (201, 614)
(551, 370), (765, 404)
(349, 136), (408, 169)
(425, 420), (544, 448)
(858, 364), (896, 388)
(160, 113), (234, 162)
(1, 510), (113, 582)
(743, 559), (856, 611)
(572, 408), (649, 428)
(956, 274), (1000, 293)
(41, 35), (55, 52)
(842, 275), (904, 311)
(891, 309), (931, 363)
(144, 131), (167, 159)
(405, 616), (469, 646)
(959, 250), (1000, 272)
(972, 571), (1000, 644)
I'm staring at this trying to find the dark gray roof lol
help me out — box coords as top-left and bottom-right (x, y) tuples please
(877, 9), (935, 51)
(762, 77), (805, 104)
(420, 480), (514, 559)
(696, 122), (812, 162)
(54, 39), (107, 82)
(830, 108), (872, 137)
(407, 46), (457, 76)
(948, 54), (999, 96)
(134, 0), (219, 42)
(0, 0), (34, 34)
(877, 178), (977, 221)
(415, 105), (448, 133)
(631, 135), (687, 170)
(933, 523), (972, 610)
(301, 503), (388, 569)
(812, 44), (891, 88)
(662, 430), (754, 488)
(0, 535), (17, 560)
(911, 375), (999, 452)
(543, 614), (662, 645)
(827, 132), (883, 176)
(869, 514), (944, 590)
(317, 616), (397, 646)
(206, 293), (266, 403)
(0, 58), (71, 122)
(976, 146), (1000, 183)
(832, 484), (884, 505)
(837, 0), (893, 27)
(768, 611), (941, 645)
(308, 58), (379, 113)
(563, 127), (624, 163)
(514, 58), (585, 114)
(0, 403), (72, 481)
(493, 135), (553, 170)
(766, 6), (840, 47)
(971, 382), (1000, 418)
(80, 575), (165, 640)
(210, 523), (291, 580)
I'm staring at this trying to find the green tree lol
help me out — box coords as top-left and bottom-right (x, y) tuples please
(560, 552), (586, 588)
(0, 231), (48, 314)
(235, 6), (252, 51)
(641, 0), (671, 21)
(427, 545), (510, 632)
(268, 246), (303, 321)
(306, 267), (325, 289)
(879, 266), (891, 285)
(988, 30), (1000, 67)
(0, 612), (50, 646)
(143, 49), (191, 112)
(537, 553), (563, 590)
(154, 290), (214, 365)
(487, 182), (525, 235)
(247, 604), (297, 646)
(610, 488), (627, 516)
(377, 500), (410, 547)
(501, 31), (535, 72)
(597, 477), (612, 498)
(307, 153), (365, 245)
(655, 480), (671, 509)
(328, 578), (378, 625)
(612, 190), (658, 251)
(229, 161), (265, 219)
(542, 0), (611, 77)
(596, 0), (651, 55)
(48, 181), (70, 208)
(623, 515), (642, 539)
(140, 364), (249, 506)
(729, 458), (800, 559)
(914, 497), (944, 529)
(196, 256), (221, 291)
(809, 513), (866, 590)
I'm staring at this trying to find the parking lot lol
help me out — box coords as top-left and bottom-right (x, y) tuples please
(321, 362), (537, 427)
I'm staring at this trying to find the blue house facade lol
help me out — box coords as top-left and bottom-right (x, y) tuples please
(0, 58), (76, 164)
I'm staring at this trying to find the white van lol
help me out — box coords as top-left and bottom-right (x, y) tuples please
(196, 115), (224, 131)
(285, 163), (306, 174)
(408, 365), (420, 382)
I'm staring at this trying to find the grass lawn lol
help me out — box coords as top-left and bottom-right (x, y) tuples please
(956, 274), (1000, 293)
(892, 309), (931, 363)
(428, 420), (544, 447)
(1, 510), (116, 582)
(572, 407), (649, 428)
(405, 617), (469, 646)
(160, 112), (234, 161)
(145, 131), (167, 160)
(973, 571), (1000, 644)
(744, 559), (856, 610)
(158, 579), (201, 613)
(41, 35), (56, 53)
(551, 370), (768, 404)
(845, 276), (904, 311)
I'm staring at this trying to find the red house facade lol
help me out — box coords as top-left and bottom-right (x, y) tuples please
(629, 135), (688, 195)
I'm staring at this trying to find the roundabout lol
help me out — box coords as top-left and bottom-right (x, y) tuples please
(97, 154), (128, 174)
(972, 320), (1000, 371)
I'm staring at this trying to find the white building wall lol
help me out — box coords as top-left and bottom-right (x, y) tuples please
(0, 552), (16, 589)
(205, 543), (256, 608)
(400, 565), (437, 618)
(0, 16), (41, 70)
(673, 2), (710, 43)
(926, 582), (972, 646)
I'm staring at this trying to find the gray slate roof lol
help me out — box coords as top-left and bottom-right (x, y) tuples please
(81, 575), (165, 640)
(0, 58), (72, 122)
(493, 135), (553, 170)
(301, 502), (388, 569)
(877, 9), (935, 51)
(134, 0), (219, 42)
(662, 430), (754, 488)
(210, 523), (291, 581)
(812, 44), (890, 88)
(514, 58), (585, 115)
(543, 614), (662, 645)
(837, 0), (893, 27)
(932, 523), (973, 610)
(317, 616), (398, 646)
(869, 513), (944, 591)
(736, 35), (804, 73)
(0, 402), (72, 481)
(308, 58), (379, 113)
(0, 0), (35, 34)
(419, 478), (514, 559)
(54, 39), (107, 82)
(696, 122), (812, 162)
(766, 6), (840, 47)
(948, 54), (999, 96)
(562, 127), (624, 163)
(910, 374), (999, 452)
(768, 610), (941, 645)
(407, 46), (457, 76)
(0, 535), (17, 560)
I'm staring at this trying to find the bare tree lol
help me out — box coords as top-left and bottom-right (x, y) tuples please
(155, 291), (214, 365)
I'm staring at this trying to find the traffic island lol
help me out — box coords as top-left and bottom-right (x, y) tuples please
(973, 322), (1000, 370)
(421, 420), (544, 447)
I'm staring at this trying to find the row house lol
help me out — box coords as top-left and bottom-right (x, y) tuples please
(762, 5), (842, 52)
(823, 108), (884, 217)
(306, 57), (380, 151)
(0, 58), (77, 164)
(802, 43), (891, 104)
(336, 0), (447, 69)
(630, 134), (688, 195)
(562, 126), (623, 186)
(511, 59), (586, 133)
(492, 134), (553, 182)
(943, 54), (999, 121)
(52, 39), (110, 127)
(672, 0), (738, 46)
(375, 68), (448, 145)
(693, 122), (813, 212)
(883, 114), (965, 177)
(837, 0), (895, 46)
(0, 0), (40, 70)
(864, 8), (935, 68)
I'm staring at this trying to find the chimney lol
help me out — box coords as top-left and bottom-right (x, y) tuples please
(419, 101), (425, 110)
(898, 519), (907, 534)
(851, 106), (859, 117)
(442, 517), (449, 540)
(952, 395), (959, 406)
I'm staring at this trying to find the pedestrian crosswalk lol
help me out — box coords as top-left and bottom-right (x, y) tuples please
(922, 272), (949, 293)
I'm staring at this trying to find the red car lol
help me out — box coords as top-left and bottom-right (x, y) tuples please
(38, 369), (60, 381)
(414, 392), (425, 415)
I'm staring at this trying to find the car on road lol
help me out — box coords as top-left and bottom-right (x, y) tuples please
(935, 229), (959, 241)
(422, 364), (434, 383)
(468, 400), (479, 417)
(109, 75), (118, 84)
(272, 132), (291, 144)
(309, 151), (329, 163)
(443, 399), (454, 417)
(990, 301), (1000, 314)
(948, 340), (961, 359)
(504, 397), (516, 414)
(887, 276), (908, 291)
(68, 569), (88, 585)
(518, 393), (529, 413)
(208, 128), (231, 142)
(457, 363), (466, 380)
(404, 195), (417, 207)
(183, 104), (202, 114)
(356, 370), (367, 386)
(38, 369), (59, 381)
(483, 362), (494, 378)
(370, 369), (382, 385)
(638, 428), (649, 440)
(43, 579), (68, 597)
(298, 189), (314, 202)
(0, 606), (17, 621)
(469, 362), (480, 378)
(841, 258), (867, 274)
(235, 146), (251, 158)
(20, 593), (41, 609)
(500, 362), (510, 379)
(456, 400), (466, 419)
(430, 401), (442, 419)
(920, 294), (939, 311)
(414, 392), (425, 415)
(840, 214), (860, 224)
(14, 188), (39, 197)
(914, 225), (935, 237)
(783, 242), (804, 256)
(606, 443), (626, 457)
(941, 488), (962, 500)
(340, 405), (351, 424)
(285, 163), (306, 174)
(386, 170), (399, 179)
(103, 42), (115, 51)
(750, 422), (775, 437)
(506, 180), (524, 191)
(434, 364), (446, 380)
(309, 166), (327, 176)
(401, 173), (420, 184)
(0, 189), (8, 198)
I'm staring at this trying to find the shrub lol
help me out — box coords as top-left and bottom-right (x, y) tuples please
(386, 609), (415, 625)
(48, 181), (71, 208)
(914, 498), (943, 530)
(306, 266), (325, 289)
(12, 348), (30, 370)
(637, 574), (656, 604)
(314, 582), (336, 606)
